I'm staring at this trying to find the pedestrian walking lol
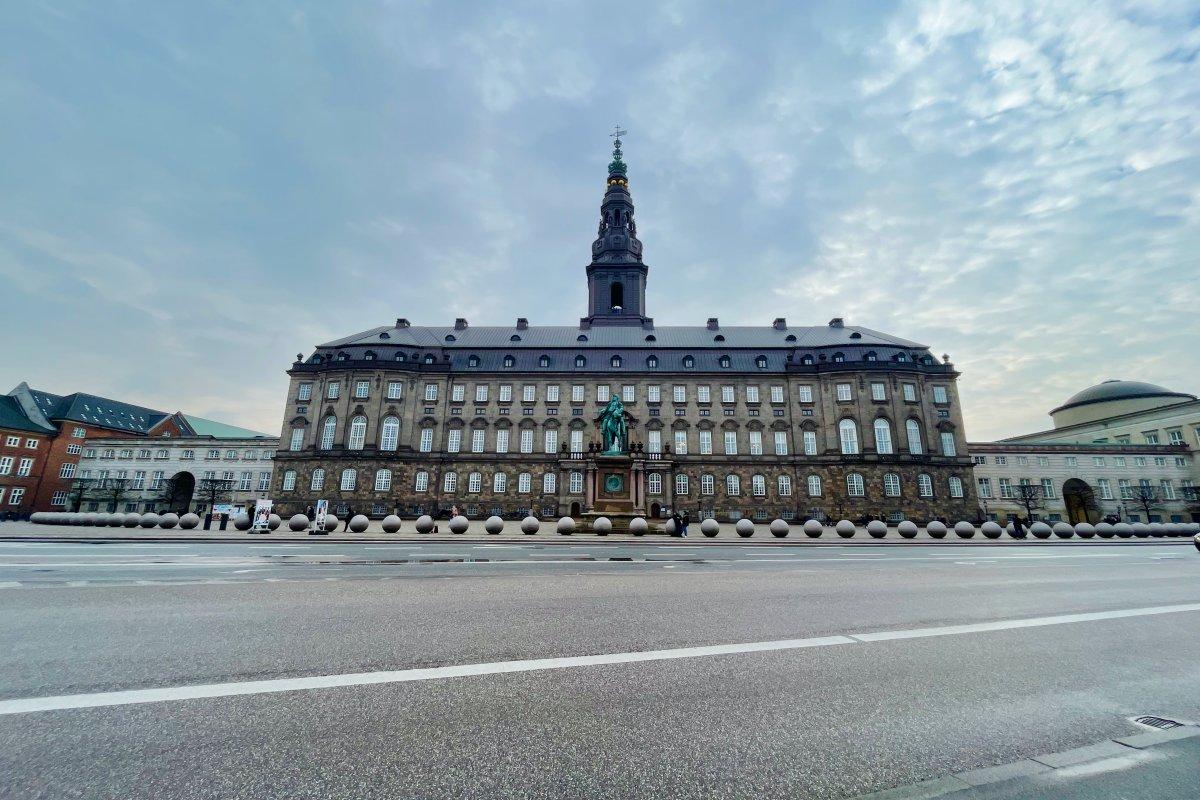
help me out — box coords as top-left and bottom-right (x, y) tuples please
(343, 507), (354, 531)
(305, 505), (315, 532)
(1011, 514), (1025, 537)
(670, 510), (684, 537)
(681, 511), (690, 538)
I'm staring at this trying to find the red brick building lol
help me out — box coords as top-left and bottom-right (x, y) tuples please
(0, 395), (56, 516)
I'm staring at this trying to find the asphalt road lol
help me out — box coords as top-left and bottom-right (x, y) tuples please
(1, 540), (1198, 799)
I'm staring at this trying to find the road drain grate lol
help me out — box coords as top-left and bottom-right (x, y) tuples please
(1131, 715), (1187, 730)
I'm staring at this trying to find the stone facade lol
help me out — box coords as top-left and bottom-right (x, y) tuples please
(271, 141), (977, 523)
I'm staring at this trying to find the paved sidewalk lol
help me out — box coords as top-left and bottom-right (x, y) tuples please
(0, 519), (1194, 546)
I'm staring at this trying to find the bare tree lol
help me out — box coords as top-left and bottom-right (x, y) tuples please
(67, 478), (98, 512)
(1127, 484), (1159, 520)
(1011, 483), (1044, 522)
(1183, 485), (1200, 522)
(96, 478), (133, 512)
(194, 478), (236, 513)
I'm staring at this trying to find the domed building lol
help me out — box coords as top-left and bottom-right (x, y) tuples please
(1049, 380), (1196, 429)
(269, 138), (977, 526)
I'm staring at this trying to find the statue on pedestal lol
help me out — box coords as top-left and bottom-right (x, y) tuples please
(597, 396), (627, 455)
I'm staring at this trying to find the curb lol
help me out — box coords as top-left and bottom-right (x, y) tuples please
(854, 726), (1200, 799)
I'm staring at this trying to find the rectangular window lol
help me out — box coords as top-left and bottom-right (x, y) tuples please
(446, 429), (462, 453)
(546, 385), (560, 402)
(130, 470), (145, 489)
(17, 458), (33, 477)
(902, 383), (917, 402)
(1065, 456), (1078, 467)
(870, 382), (886, 401)
(520, 429), (534, 453)
(697, 385), (711, 403)
(1161, 480), (1175, 500)
(648, 430), (662, 453)
(700, 474), (714, 495)
(674, 431), (688, 455)
(496, 429), (509, 453)
(1041, 478), (1055, 499)
(475, 385), (489, 403)
(672, 385), (686, 403)
(1133, 457), (1146, 467)
(58, 462), (77, 479)
(569, 472), (584, 494)
(419, 428), (434, 452)
(723, 431), (737, 455)
(569, 429), (583, 453)
(748, 431), (762, 455)
(51, 490), (68, 507)
(1119, 479), (1132, 499)
(472, 428), (488, 452)
(933, 386), (948, 404)
(1092, 457), (1105, 467)
(1167, 430), (1184, 445)
(645, 385), (661, 403)
(413, 471), (429, 492)
(544, 430), (558, 453)
(949, 477), (963, 498)
(1098, 479), (1113, 500)
(326, 382), (340, 399)
(675, 474), (689, 495)
(354, 380), (370, 399)
(802, 430), (817, 456)
(297, 383), (313, 401)
(420, 383), (437, 402)
(571, 385), (584, 402)
(699, 430), (713, 455)
(238, 471), (253, 491)
(774, 431), (788, 455)
(999, 478), (1013, 499)
(543, 472), (556, 494)
(4, 435), (19, 447)
(9, 488), (25, 506)
(451, 384), (465, 403)
(596, 385), (610, 402)
(386, 381), (403, 400)
(836, 383), (852, 401)
(1143, 431), (1159, 444)
(622, 385), (635, 402)
(977, 477), (992, 498)
(1154, 457), (1166, 467)
(745, 386), (760, 403)
(522, 385), (536, 402)
(770, 385), (784, 403)
(797, 385), (813, 403)
(257, 472), (270, 492)
(721, 385), (735, 403)
(289, 428), (304, 451)
(499, 384), (512, 402)
(940, 432), (957, 457)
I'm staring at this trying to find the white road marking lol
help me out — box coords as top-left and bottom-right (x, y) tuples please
(4, 603), (1198, 717)
(0, 581), (21, 588)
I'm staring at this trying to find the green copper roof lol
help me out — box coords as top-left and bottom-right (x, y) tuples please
(181, 414), (271, 439)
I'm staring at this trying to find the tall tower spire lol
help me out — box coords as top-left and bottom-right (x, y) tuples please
(584, 127), (650, 326)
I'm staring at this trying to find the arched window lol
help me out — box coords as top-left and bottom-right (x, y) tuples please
(726, 474), (741, 495)
(807, 475), (822, 497)
(611, 281), (624, 309)
(414, 471), (429, 492)
(468, 355), (480, 367)
(340, 469), (356, 491)
(423, 354), (435, 364)
(443, 472), (457, 492)
(468, 472), (482, 493)
(543, 472), (556, 493)
(883, 473), (901, 497)
(801, 354), (814, 365)
(755, 355), (768, 369)
(646, 355), (658, 368)
(493, 472), (507, 493)
(509, 335), (521, 342)
(380, 416), (399, 451)
(874, 418), (893, 455)
(949, 476), (964, 498)
(751, 474), (766, 496)
(719, 355), (731, 368)
(611, 355), (622, 368)
(906, 419), (924, 454)
(518, 472), (532, 493)
(444, 335), (457, 343)
(310, 468), (325, 491)
(576, 334), (588, 342)
(569, 471), (584, 493)
(281, 470), (297, 491)
(700, 474), (715, 495)
(575, 355), (586, 368)
(683, 355), (695, 368)
(647, 472), (662, 494)
(320, 416), (337, 450)
(918, 474), (934, 497)
(839, 419), (859, 455)
(778, 475), (792, 496)
(846, 473), (865, 496)
(348, 416), (367, 450)
(675, 474), (689, 495)
(503, 355), (515, 368)
(374, 469), (392, 491)
(538, 355), (550, 367)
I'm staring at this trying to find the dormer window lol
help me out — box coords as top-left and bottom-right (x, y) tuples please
(849, 331), (862, 340)
(646, 355), (658, 368)
(785, 334), (797, 342)
(394, 352), (405, 362)
(575, 355), (586, 368)
(865, 351), (877, 362)
(337, 352), (349, 361)
(503, 355), (516, 368)
(577, 334), (588, 342)
(311, 355), (323, 364)
(444, 335), (456, 342)
(509, 335), (521, 342)
(683, 355), (695, 369)
(645, 335), (656, 342)
(610, 355), (622, 368)
(539, 355), (551, 367)
(833, 353), (845, 363)
(714, 335), (725, 342)
(719, 355), (731, 368)
(364, 351), (376, 361)
(423, 354), (435, 364)
(801, 354), (814, 365)
(468, 355), (481, 367)
(379, 332), (390, 339)
(755, 356), (768, 369)
(896, 352), (908, 362)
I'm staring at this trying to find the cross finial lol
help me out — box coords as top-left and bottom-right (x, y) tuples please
(610, 125), (627, 141)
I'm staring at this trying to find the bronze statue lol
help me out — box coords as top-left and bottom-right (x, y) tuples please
(597, 396), (627, 455)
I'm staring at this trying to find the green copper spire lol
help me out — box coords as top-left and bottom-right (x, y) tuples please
(608, 125), (627, 175)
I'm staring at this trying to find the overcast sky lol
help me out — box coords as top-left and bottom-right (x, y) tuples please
(2, 1), (1198, 440)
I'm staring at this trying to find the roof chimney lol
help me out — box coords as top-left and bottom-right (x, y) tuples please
(516, 317), (528, 330)
(707, 318), (719, 331)
(773, 317), (787, 330)
(395, 318), (410, 328)
(454, 318), (469, 330)
(828, 317), (844, 329)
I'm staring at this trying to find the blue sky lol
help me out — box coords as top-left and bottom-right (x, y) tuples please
(1, 1), (1198, 440)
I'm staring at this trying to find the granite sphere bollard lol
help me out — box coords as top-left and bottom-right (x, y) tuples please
(1132, 523), (1150, 538)
(981, 521), (1003, 539)
(867, 520), (888, 538)
(323, 514), (339, 532)
(123, 513), (142, 528)
(556, 516), (576, 535)
(592, 516), (612, 535)
(664, 518), (677, 535)
(1094, 522), (1115, 538)
(83, 513), (98, 526)
(108, 513), (125, 527)
(349, 514), (370, 533)
(449, 515), (469, 534)
(1113, 522), (1133, 538)
(701, 518), (720, 537)
(835, 519), (856, 538)
(1195, 533), (1200, 552)
(954, 521), (976, 538)
(1074, 522), (1096, 538)
(1029, 522), (1052, 539)
(1052, 522), (1074, 539)
(179, 512), (201, 530)
(30, 512), (45, 524)
(232, 514), (251, 531)
(95, 512), (110, 526)
(484, 515), (504, 535)
(804, 519), (825, 537)
(415, 515), (434, 534)
(287, 514), (308, 531)
(140, 513), (161, 528)
(770, 518), (790, 538)
(1148, 523), (1165, 538)
(735, 518), (755, 538)
(520, 516), (540, 535)
(628, 516), (648, 536)
(926, 521), (947, 539)
(897, 520), (919, 538)
(158, 512), (179, 529)
(381, 515), (402, 533)
(268, 513), (281, 531)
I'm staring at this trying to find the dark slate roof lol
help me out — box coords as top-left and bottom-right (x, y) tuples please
(0, 396), (55, 435)
(1050, 380), (1196, 414)
(319, 324), (926, 351)
(29, 389), (169, 435)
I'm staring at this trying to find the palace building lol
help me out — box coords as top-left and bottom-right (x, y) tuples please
(271, 139), (977, 523)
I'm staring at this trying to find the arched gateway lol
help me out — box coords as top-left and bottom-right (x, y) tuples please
(1062, 478), (1099, 524)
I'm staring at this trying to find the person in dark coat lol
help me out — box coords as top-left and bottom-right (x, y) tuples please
(670, 510), (684, 537)
(343, 507), (354, 531)
(1011, 514), (1025, 537)
(305, 505), (315, 532)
